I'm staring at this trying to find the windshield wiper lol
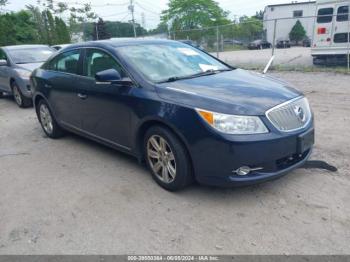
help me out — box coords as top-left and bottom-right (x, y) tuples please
(158, 68), (232, 83)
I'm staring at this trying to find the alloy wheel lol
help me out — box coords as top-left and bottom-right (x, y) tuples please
(39, 103), (54, 134)
(147, 135), (176, 184)
(13, 85), (22, 106)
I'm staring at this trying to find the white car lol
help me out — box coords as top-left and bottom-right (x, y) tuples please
(311, 0), (350, 65)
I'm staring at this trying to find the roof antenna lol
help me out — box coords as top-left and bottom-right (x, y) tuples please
(263, 55), (275, 74)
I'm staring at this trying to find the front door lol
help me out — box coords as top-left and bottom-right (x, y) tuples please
(44, 49), (84, 129)
(76, 48), (133, 150)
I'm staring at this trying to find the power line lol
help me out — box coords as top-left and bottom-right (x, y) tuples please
(135, 2), (160, 16)
(100, 11), (129, 18)
(50, 0), (129, 8)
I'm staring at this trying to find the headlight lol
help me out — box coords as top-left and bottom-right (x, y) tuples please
(16, 70), (31, 79)
(196, 109), (268, 135)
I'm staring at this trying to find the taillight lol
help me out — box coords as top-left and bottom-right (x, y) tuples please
(317, 27), (326, 34)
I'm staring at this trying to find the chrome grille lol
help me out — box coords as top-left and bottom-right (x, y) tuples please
(266, 97), (311, 132)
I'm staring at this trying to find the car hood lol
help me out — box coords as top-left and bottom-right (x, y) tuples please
(16, 62), (44, 72)
(156, 69), (302, 115)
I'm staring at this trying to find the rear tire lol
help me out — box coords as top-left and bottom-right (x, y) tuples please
(37, 99), (65, 138)
(144, 126), (193, 191)
(12, 82), (32, 108)
(0, 91), (4, 98)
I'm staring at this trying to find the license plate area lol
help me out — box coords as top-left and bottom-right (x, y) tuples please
(297, 129), (314, 154)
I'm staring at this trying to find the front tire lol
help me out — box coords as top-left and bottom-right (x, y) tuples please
(12, 82), (32, 108)
(37, 99), (64, 138)
(144, 126), (193, 191)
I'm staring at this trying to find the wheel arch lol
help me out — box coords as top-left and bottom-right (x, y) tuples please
(9, 77), (16, 88)
(135, 119), (195, 178)
(33, 93), (51, 118)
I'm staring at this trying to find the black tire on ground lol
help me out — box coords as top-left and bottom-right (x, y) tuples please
(0, 91), (4, 98)
(11, 82), (32, 108)
(37, 99), (65, 139)
(144, 126), (193, 191)
(313, 57), (324, 66)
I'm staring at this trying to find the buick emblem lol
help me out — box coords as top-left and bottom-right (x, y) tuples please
(293, 106), (306, 122)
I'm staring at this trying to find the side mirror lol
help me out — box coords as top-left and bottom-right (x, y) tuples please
(0, 59), (7, 66)
(95, 69), (122, 83)
(95, 68), (134, 86)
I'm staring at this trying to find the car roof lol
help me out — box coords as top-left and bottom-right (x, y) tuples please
(64, 39), (180, 51)
(52, 44), (70, 48)
(3, 44), (51, 50)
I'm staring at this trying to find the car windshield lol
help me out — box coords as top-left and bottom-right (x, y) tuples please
(7, 47), (54, 64)
(116, 43), (230, 83)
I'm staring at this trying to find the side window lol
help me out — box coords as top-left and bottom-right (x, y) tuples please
(317, 8), (334, 23)
(337, 6), (349, 22)
(84, 49), (125, 78)
(49, 50), (81, 75)
(334, 33), (350, 43)
(293, 10), (303, 18)
(0, 49), (7, 60)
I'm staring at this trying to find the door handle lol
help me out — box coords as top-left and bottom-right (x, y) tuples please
(77, 93), (88, 100)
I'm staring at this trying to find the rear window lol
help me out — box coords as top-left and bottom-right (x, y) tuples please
(317, 8), (334, 23)
(47, 50), (81, 75)
(337, 6), (349, 22)
(334, 33), (350, 43)
(7, 47), (54, 64)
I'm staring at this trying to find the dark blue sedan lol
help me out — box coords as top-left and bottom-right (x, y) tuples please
(31, 39), (314, 191)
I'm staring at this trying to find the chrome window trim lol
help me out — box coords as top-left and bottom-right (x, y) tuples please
(265, 96), (312, 132)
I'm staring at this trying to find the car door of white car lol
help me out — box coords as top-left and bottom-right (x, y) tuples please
(332, 4), (350, 49)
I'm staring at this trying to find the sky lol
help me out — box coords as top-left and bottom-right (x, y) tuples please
(4, 0), (294, 29)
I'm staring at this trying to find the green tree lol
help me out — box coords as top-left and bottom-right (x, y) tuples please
(237, 16), (263, 41)
(13, 11), (38, 44)
(0, 14), (16, 45)
(26, 5), (71, 45)
(27, 5), (47, 43)
(46, 10), (58, 44)
(0, 0), (8, 8)
(289, 20), (306, 45)
(69, 3), (97, 40)
(148, 23), (168, 35)
(55, 16), (71, 44)
(93, 18), (111, 40)
(253, 10), (264, 21)
(161, 0), (230, 31)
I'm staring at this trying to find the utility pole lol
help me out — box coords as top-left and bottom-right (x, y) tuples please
(129, 0), (137, 38)
(141, 12), (146, 29)
(95, 21), (99, 40)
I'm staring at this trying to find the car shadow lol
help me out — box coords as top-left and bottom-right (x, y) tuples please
(61, 131), (298, 200)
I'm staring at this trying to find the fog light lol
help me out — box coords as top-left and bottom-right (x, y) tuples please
(233, 166), (263, 176)
(234, 166), (251, 176)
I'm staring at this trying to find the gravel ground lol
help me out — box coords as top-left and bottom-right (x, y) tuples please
(0, 71), (349, 255)
(217, 47), (313, 68)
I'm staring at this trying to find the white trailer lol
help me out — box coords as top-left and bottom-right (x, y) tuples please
(311, 0), (350, 65)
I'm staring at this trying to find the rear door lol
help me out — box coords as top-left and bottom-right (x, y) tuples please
(75, 48), (133, 149)
(314, 6), (334, 48)
(332, 4), (350, 49)
(43, 49), (84, 128)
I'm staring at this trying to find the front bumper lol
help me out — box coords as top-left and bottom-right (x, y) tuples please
(189, 122), (314, 187)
